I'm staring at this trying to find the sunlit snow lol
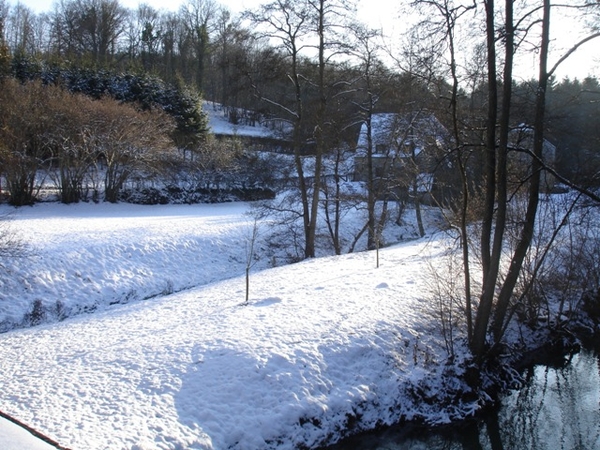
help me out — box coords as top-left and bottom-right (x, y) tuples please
(0, 202), (473, 449)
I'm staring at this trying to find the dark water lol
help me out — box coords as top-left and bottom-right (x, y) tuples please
(328, 347), (600, 449)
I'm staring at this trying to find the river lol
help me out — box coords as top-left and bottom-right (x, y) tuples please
(327, 346), (600, 449)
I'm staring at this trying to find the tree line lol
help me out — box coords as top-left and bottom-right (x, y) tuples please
(1, 0), (599, 182)
(0, 69), (278, 205)
(0, 0), (259, 109)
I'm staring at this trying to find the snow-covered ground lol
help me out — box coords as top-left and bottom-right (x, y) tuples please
(0, 201), (475, 450)
(0, 202), (266, 332)
(204, 101), (286, 139)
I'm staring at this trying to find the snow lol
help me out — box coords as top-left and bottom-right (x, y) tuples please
(355, 112), (449, 157)
(0, 417), (56, 450)
(0, 202), (264, 331)
(0, 201), (474, 449)
(204, 102), (283, 139)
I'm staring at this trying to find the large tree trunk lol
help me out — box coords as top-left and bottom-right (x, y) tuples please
(491, 0), (550, 342)
(474, 0), (514, 355)
(471, 0), (499, 356)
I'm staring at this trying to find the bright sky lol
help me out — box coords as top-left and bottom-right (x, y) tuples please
(5, 0), (600, 80)
(9, 0), (390, 17)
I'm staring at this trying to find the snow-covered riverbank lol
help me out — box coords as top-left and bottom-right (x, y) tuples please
(0, 202), (477, 449)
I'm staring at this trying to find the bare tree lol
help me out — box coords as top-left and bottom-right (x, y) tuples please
(247, 0), (355, 259)
(45, 87), (99, 203)
(48, 0), (127, 64)
(487, 0), (600, 346)
(0, 0), (9, 77)
(408, 0), (477, 340)
(0, 79), (52, 205)
(408, 0), (600, 358)
(347, 23), (387, 250)
(93, 98), (176, 202)
(243, 218), (260, 305)
(210, 8), (255, 110)
(5, 3), (37, 54)
(246, 0), (315, 259)
(158, 11), (180, 82)
(0, 0), (6, 33)
(123, 3), (160, 69)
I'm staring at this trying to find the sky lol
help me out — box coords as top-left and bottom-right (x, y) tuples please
(4, 0), (600, 80)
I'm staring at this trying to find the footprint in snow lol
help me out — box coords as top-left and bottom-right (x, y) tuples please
(376, 282), (389, 289)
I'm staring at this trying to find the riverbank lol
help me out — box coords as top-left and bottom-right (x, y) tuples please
(324, 297), (600, 449)
(325, 340), (600, 449)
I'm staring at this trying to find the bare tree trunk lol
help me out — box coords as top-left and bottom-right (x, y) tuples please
(410, 148), (425, 238)
(244, 219), (259, 305)
(446, 17), (473, 340)
(471, 0), (500, 357)
(479, 0), (497, 288)
(305, 0), (327, 259)
(366, 115), (376, 250)
(491, 0), (550, 342)
(321, 149), (343, 255)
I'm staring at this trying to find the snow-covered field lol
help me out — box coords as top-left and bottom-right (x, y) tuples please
(0, 202), (266, 332)
(0, 202), (475, 449)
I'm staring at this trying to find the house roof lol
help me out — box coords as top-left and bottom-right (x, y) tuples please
(509, 124), (556, 162)
(356, 111), (449, 157)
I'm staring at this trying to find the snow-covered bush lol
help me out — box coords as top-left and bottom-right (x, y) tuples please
(9, 60), (208, 146)
(120, 185), (275, 205)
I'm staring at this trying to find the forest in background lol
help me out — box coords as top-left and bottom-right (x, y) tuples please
(0, 0), (599, 184)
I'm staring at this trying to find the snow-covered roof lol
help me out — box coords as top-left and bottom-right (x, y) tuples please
(509, 124), (556, 162)
(356, 112), (449, 157)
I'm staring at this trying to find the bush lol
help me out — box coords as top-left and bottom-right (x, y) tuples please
(120, 187), (170, 205)
(582, 289), (600, 323)
(24, 299), (46, 327)
(119, 186), (275, 205)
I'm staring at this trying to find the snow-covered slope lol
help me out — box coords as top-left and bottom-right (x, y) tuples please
(0, 416), (57, 450)
(204, 102), (281, 139)
(0, 203), (264, 331)
(0, 202), (474, 449)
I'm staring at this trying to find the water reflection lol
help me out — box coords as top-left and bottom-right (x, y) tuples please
(327, 348), (600, 450)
